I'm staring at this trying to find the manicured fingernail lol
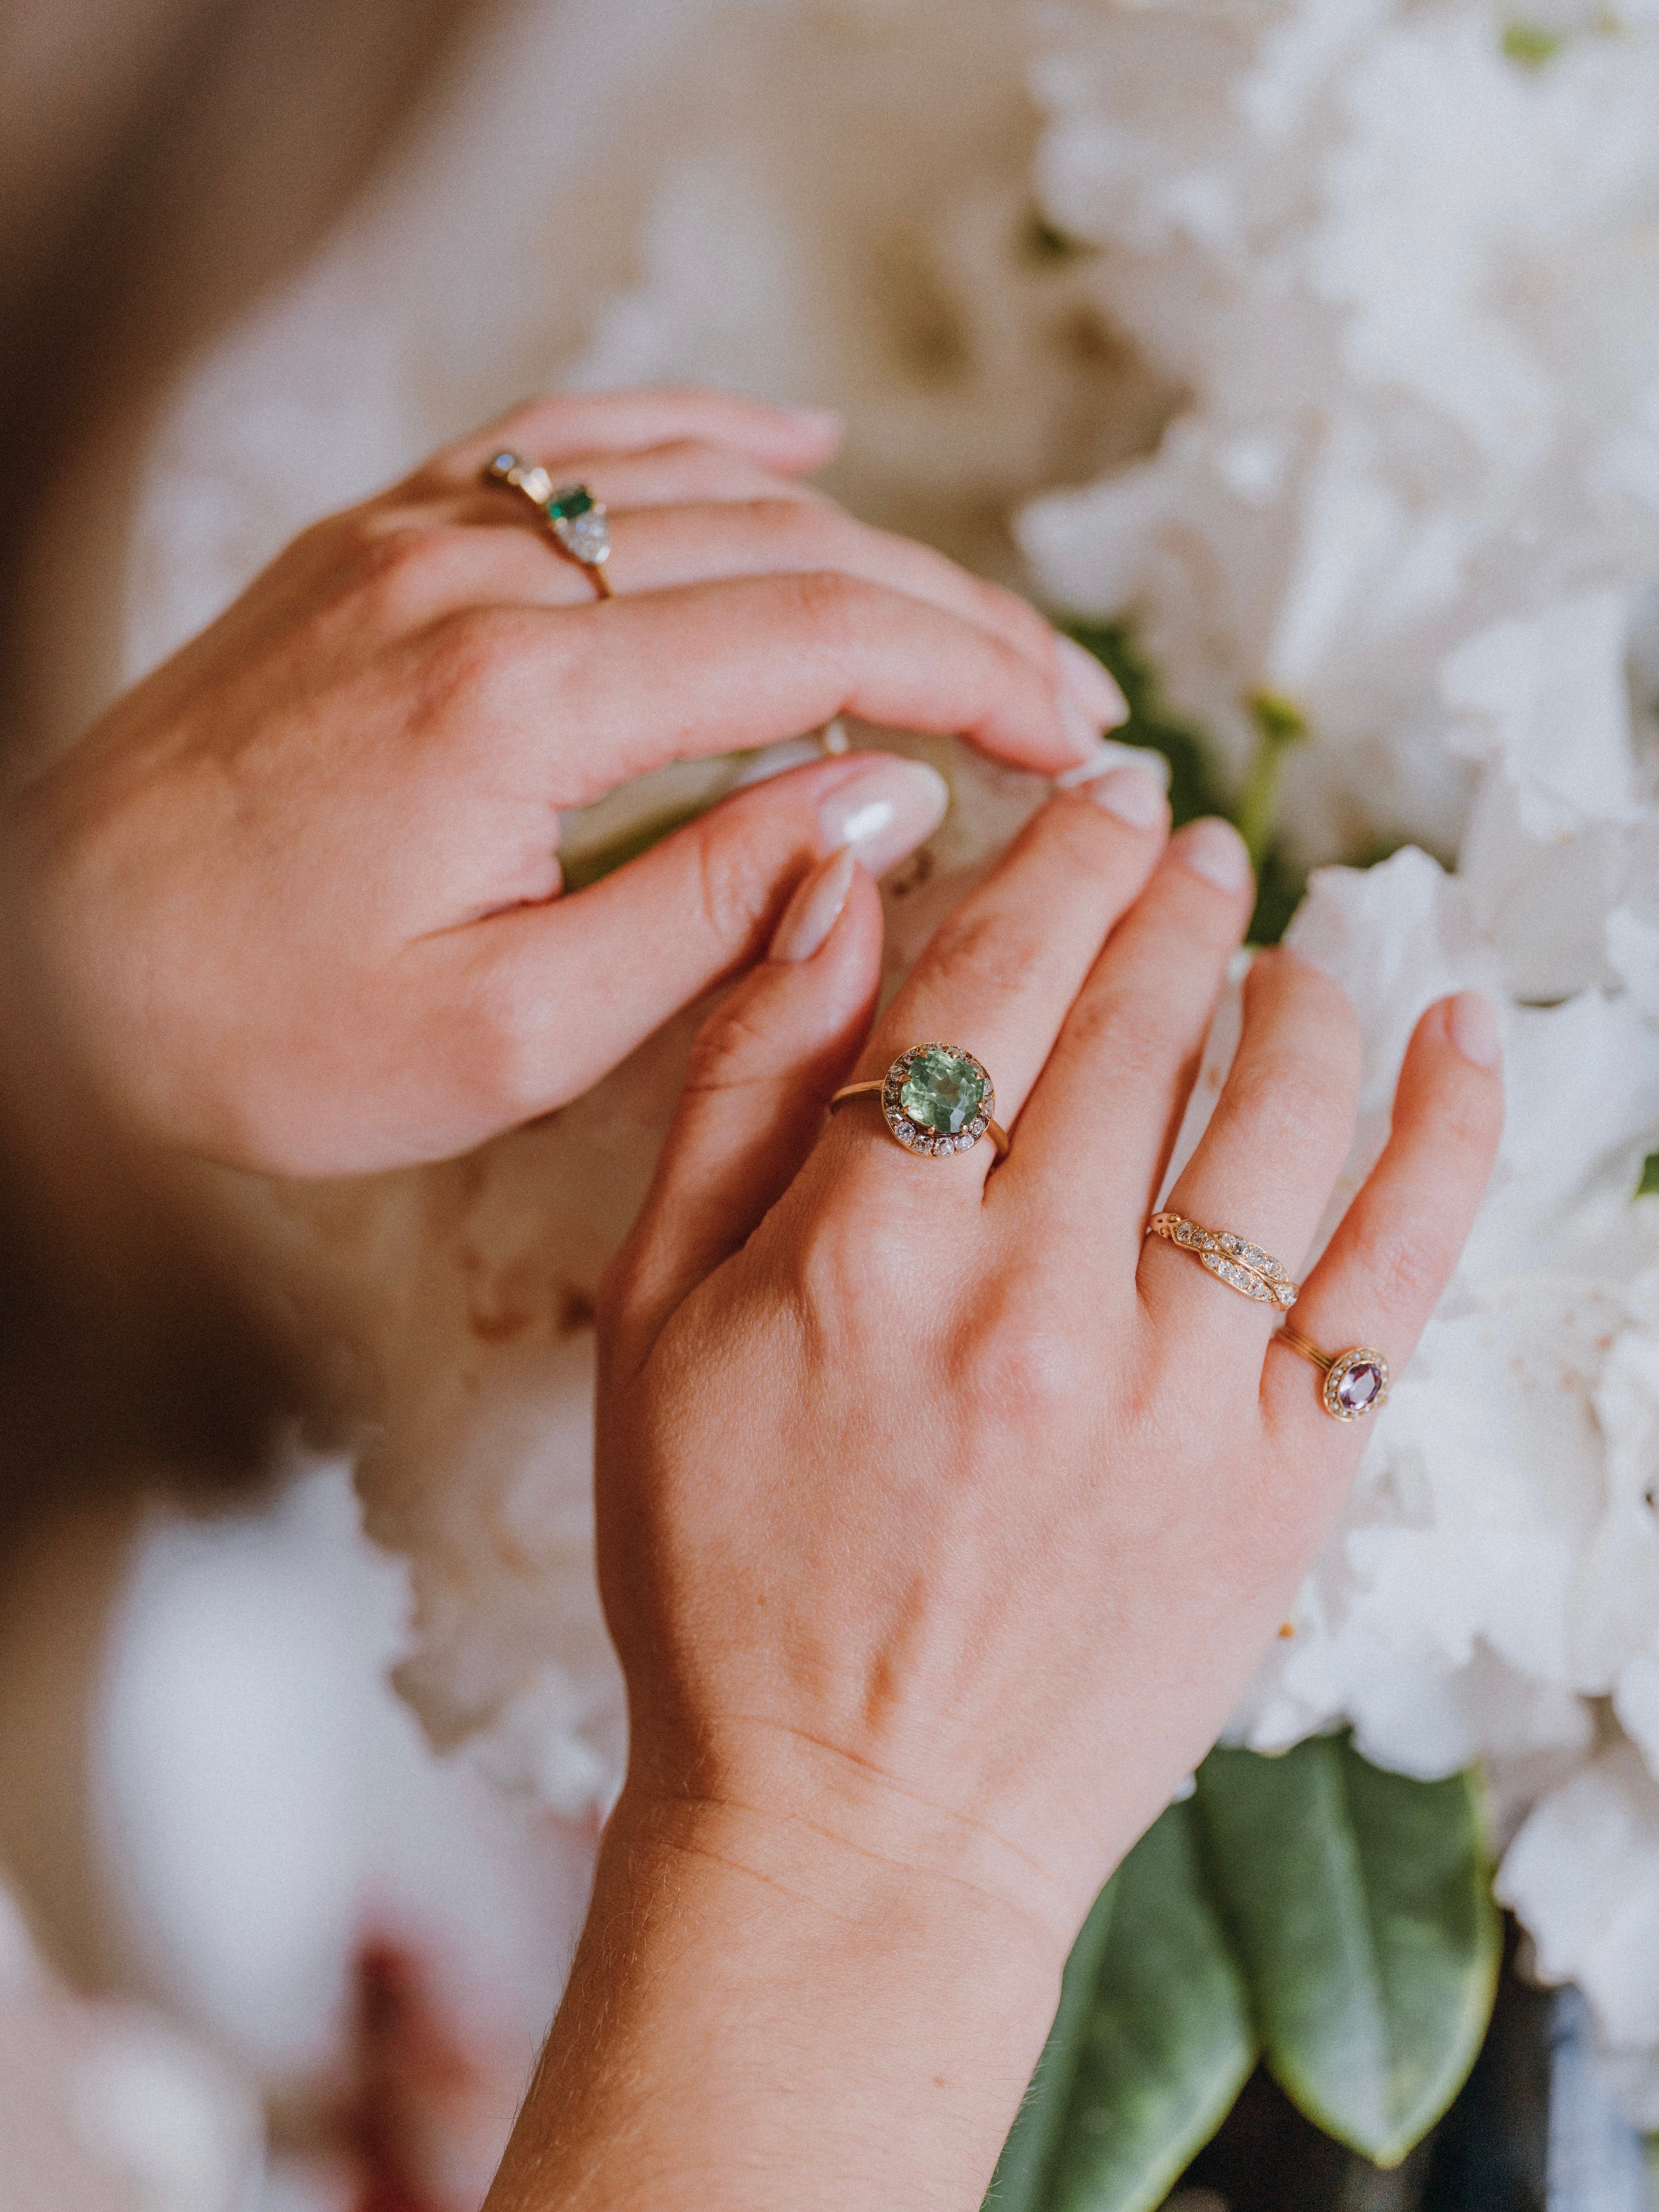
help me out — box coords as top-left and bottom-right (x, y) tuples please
(769, 846), (857, 963)
(818, 757), (948, 877)
(1058, 691), (1120, 765)
(1176, 816), (1253, 893)
(1055, 634), (1130, 729)
(1082, 760), (1169, 828)
(1448, 990), (1501, 1068)
(783, 403), (843, 439)
(1054, 737), (1171, 794)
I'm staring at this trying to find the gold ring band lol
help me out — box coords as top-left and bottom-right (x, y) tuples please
(1273, 1328), (1391, 1421)
(484, 453), (614, 599)
(830, 1045), (1008, 1160)
(1145, 1212), (1298, 1310)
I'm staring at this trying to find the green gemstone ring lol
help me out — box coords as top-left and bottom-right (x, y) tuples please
(483, 451), (614, 598)
(829, 1044), (1008, 1161)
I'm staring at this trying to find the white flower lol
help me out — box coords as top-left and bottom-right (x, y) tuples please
(1498, 1747), (1659, 2126)
(1020, 0), (1659, 865)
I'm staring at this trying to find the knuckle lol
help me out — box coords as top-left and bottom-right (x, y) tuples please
(982, 578), (1054, 660)
(737, 496), (846, 561)
(960, 1289), (1085, 1423)
(1344, 1212), (1449, 1316)
(416, 604), (535, 725)
(687, 816), (781, 957)
(922, 908), (1049, 1004)
(1229, 1056), (1348, 1160)
(1430, 1073), (1505, 1155)
(682, 987), (781, 1099)
(1064, 983), (1153, 1071)
(783, 566), (867, 648)
(351, 520), (471, 617)
(791, 1201), (915, 1341)
(454, 960), (554, 1125)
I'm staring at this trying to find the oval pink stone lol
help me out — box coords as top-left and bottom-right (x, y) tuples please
(1336, 1362), (1383, 1411)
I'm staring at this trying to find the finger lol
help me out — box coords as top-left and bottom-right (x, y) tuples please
(820, 763), (1171, 1182)
(608, 850), (883, 1359)
(426, 752), (946, 1134)
(1142, 947), (1362, 1334)
(465, 575), (1122, 796)
(1000, 818), (1255, 1240)
(426, 440), (831, 520)
(369, 497), (1084, 689)
(419, 387), (843, 490)
(1263, 991), (1503, 1440)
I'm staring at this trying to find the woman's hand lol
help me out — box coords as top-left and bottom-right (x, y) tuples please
(492, 769), (1504, 2210)
(7, 387), (1123, 1175)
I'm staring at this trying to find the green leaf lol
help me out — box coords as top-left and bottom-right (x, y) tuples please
(988, 1799), (1257, 2212)
(1196, 1736), (1501, 2168)
(989, 1878), (1118, 2210)
(1637, 1151), (1659, 1199)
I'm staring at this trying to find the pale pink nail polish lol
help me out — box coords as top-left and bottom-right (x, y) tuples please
(1055, 634), (1131, 730)
(1448, 990), (1501, 1068)
(1177, 817), (1253, 893)
(817, 757), (948, 878)
(1058, 691), (1112, 765)
(783, 403), (844, 439)
(1081, 761), (1169, 829)
(769, 847), (858, 963)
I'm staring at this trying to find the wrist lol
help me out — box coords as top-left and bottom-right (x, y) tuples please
(489, 1781), (1065, 2211)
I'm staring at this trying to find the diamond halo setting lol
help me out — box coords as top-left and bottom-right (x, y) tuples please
(880, 1044), (995, 1159)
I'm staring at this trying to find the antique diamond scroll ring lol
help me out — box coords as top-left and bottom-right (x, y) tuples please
(483, 452), (613, 598)
(1272, 1329), (1390, 1422)
(829, 1045), (1008, 1160)
(1144, 1211), (1299, 1311)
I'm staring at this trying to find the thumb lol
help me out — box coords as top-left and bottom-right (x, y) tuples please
(454, 751), (944, 1120)
(607, 846), (883, 1357)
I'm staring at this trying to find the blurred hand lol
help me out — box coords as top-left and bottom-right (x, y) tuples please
(494, 771), (1504, 2210)
(8, 386), (1124, 1175)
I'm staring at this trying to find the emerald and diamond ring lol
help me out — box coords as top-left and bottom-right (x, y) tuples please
(829, 1044), (1008, 1160)
(483, 451), (614, 598)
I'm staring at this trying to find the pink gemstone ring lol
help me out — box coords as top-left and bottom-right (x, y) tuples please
(1274, 1328), (1390, 1422)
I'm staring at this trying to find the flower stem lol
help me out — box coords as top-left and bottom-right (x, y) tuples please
(1236, 691), (1309, 868)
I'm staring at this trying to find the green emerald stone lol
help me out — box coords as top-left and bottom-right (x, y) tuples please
(546, 484), (594, 522)
(899, 1047), (986, 1136)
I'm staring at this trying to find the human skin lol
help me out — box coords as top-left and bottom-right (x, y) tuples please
(486, 784), (1505, 2210)
(4, 386), (1125, 1176)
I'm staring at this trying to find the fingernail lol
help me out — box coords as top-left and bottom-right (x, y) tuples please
(1082, 760), (1169, 829)
(1448, 990), (1501, 1069)
(1176, 816), (1253, 893)
(783, 403), (844, 439)
(1054, 737), (1171, 793)
(1055, 634), (1130, 729)
(1059, 691), (1118, 765)
(818, 757), (949, 877)
(769, 846), (858, 963)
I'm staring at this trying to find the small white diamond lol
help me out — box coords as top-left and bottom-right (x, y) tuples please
(558, 511), (610, 564)
(954, 1133), (976, 1151)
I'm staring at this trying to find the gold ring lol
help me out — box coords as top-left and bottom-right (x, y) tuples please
(1274, 1328), (1390, 1421)
(484, 452), (614, 599)
(830, 1044), (1008, 1160)
(1145, 1211), (1299, 1310)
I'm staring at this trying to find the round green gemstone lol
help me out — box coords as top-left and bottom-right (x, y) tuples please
(899, 1046), (987, 1136)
